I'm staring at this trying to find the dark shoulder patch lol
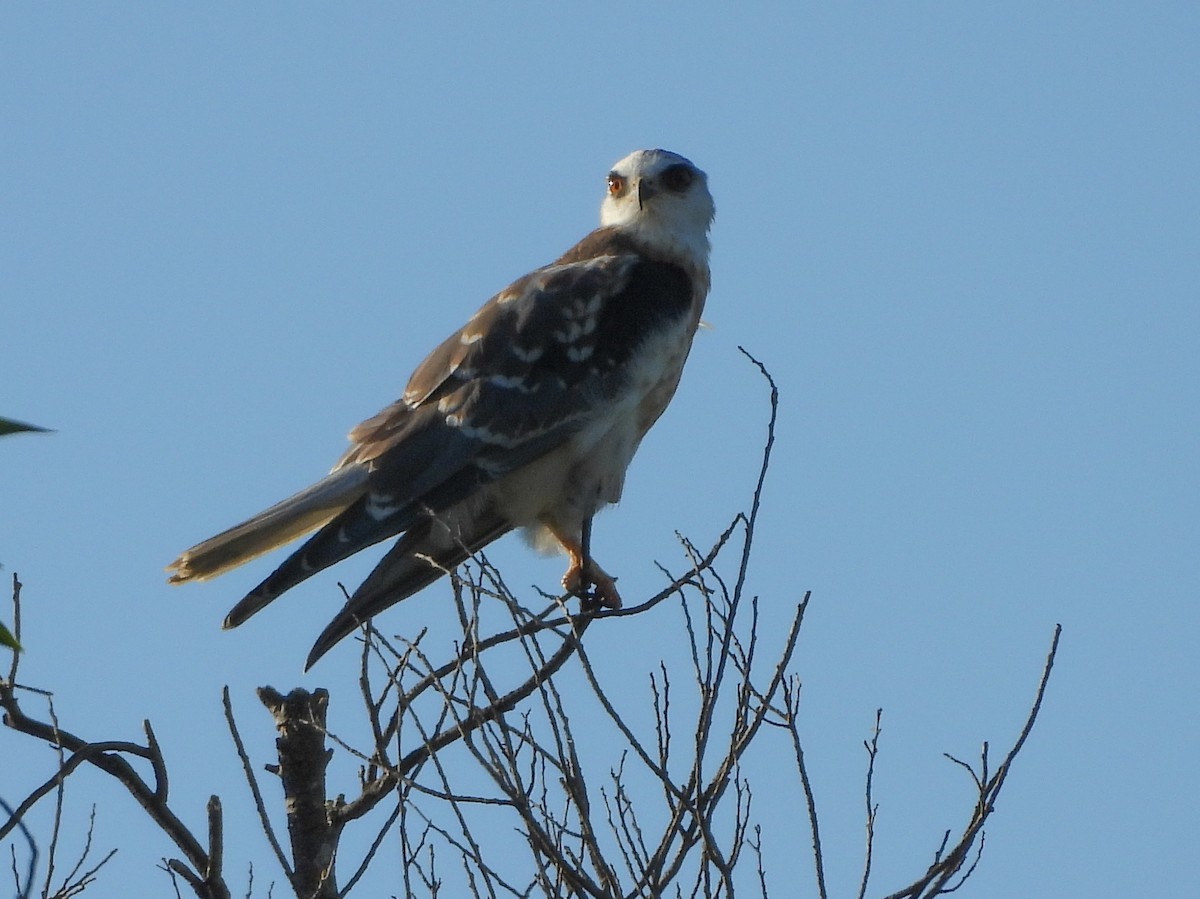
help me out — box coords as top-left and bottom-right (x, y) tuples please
(588, 259), (693, 368)
(500, 256), (692, 383)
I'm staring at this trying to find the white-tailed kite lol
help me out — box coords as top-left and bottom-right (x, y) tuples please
(167, 149), (715, 669)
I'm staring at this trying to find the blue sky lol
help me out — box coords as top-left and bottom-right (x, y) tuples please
(3, 3), (1197, 896)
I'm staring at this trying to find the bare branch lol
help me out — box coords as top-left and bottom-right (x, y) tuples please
(222, 687), (292, 881)
(781, 676), (828, 899)
(0, 794), (36, 899)
(256, 687), (339, 898)
(880, 624), (1063, 899)
(48, 806), (117, 899)
(856, 709), (882, 899)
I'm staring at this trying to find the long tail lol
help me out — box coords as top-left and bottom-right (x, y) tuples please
(304, 506), (511, 669)
(165, 465), (369, 584)
(222, 464), (492, 630)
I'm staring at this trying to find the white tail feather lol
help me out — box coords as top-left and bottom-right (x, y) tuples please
(166, 465), (369, 583)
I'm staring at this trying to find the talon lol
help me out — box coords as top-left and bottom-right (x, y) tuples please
(591, 571), (622, 610)
(562, 560), (586, 596)
(550, 517), (621, 610)
(561, 559), (622, 610)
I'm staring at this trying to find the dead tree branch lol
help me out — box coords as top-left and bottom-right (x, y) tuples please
(257, 687), (338, 899)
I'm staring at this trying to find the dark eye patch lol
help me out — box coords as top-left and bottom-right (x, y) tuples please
(661, 164), (693, 192)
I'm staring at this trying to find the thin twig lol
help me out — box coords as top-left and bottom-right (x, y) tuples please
(0, 794), (36, 899)
(881, 624), (1063, 899)
(221, 687), (292, 880)
(782, 675), (827, 899)
(856, 709), (882, 899)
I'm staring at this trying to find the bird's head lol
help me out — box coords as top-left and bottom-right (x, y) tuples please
(599, 149), (714, 268)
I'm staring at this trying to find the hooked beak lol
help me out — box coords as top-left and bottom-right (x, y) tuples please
(637, 179), (658, 210)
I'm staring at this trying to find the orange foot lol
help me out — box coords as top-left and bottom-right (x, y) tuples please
(562, 556), (622, 610)
(546, 517), (623, 610)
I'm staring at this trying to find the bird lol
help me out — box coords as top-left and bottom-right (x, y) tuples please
(167, 148), (715, 669)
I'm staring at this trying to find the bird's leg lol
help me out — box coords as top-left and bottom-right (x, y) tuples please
(553, 517), (622, 610)
(577, 516), (622, 609)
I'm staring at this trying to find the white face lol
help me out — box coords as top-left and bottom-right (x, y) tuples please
(599, 150), (715, 243)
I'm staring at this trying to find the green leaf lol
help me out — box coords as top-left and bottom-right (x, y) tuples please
(0, 417), (51, 437)
(0, 621), (20, 652)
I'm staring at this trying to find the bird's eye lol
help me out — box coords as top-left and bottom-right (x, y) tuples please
(607, 173), (625, 196)
(662, 164), (693, 192)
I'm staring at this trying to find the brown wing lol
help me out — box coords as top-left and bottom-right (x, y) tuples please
(224, 244), (694, 644)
